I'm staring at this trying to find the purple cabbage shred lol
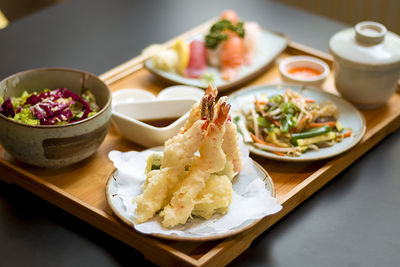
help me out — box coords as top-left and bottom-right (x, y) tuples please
(0, 97), (15, 118)
(25, 88), (93, 125)
(40, 108), (74, 125)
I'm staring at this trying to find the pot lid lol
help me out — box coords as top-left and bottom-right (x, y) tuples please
(329, 21), (400, 69)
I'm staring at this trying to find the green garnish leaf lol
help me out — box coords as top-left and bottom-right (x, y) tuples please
(205, 19), (246, 49)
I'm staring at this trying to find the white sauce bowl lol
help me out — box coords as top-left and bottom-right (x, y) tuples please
(279, 56), (330, 87)
(111, 86), (203, 147)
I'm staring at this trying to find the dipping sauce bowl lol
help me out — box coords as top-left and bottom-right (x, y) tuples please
(111, 86), (203, 147)
(279, 56), (330, 87)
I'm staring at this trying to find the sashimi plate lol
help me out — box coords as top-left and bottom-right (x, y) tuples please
(228, 84), (366, 162)
(144, 29), (288, 91)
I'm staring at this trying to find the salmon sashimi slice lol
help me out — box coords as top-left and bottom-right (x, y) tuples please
(221, 32), (244, 81)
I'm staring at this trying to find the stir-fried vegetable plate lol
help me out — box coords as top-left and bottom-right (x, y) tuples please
(228, 84), (366, 161)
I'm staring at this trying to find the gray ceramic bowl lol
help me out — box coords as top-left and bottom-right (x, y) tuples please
(0, 68), (112, 168)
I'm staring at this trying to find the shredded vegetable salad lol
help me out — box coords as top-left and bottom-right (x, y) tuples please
(233, 88), (352, 157)
(0, 88), (99, 126)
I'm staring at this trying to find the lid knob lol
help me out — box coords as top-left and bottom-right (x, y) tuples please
(355, 21), (386, 44)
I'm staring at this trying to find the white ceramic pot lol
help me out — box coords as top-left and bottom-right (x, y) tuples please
(329, 21), (400, 109)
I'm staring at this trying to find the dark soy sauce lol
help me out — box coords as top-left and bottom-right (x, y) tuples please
(141, 117), (179, 127)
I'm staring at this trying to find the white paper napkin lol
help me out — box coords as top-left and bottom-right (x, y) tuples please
(108, 137), (282, 237)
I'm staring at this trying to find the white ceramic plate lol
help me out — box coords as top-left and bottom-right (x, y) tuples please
(144, 29), (288, 91)
(106, 147), (279, 241)
(228, 84), (366, 162)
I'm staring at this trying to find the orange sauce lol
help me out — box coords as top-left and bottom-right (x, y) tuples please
(288, 67), (322, 78)
(141, 117), (179, 128)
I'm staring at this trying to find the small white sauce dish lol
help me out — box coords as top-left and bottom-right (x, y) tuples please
(279, 56), (330, 86)
(157, 85), (205, 100)
(112, 88), (156, 105)
(111, 86), (204, 147)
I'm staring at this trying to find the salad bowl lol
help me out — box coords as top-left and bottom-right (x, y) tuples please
(0, 68), (112, 168)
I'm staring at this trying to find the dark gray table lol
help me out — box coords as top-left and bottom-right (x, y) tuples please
(1, 1), (399, 266)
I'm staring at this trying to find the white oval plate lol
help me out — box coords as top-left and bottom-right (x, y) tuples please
(144, 28), (288, 91)
(228, 84), (366, 162)
(106, 145), (280, 242)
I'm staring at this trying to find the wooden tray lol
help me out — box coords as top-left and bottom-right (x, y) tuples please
(1, 20), (400, 266)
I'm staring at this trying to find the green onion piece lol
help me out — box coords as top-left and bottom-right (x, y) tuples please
(269, 94), (283, 104)
(233, 114), (253, 143)
(290, 126), (332, 145)
(281, 118), (290, 133)
(257, 117), (270, 128)
(280, 102), (298, 114)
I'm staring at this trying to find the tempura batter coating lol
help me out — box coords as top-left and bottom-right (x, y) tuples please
(192, 174), (232, 219)
(215, 96), (242, 174)
(160, 103), (230, 227)
(134, 120), (207, 223)
(222, 121), (242, 174)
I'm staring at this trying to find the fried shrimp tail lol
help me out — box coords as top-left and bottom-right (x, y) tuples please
(205, 84), (218, 98)
(181, 84), (218, 132)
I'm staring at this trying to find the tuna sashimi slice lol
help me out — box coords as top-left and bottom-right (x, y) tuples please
(184, 40), (207, 78)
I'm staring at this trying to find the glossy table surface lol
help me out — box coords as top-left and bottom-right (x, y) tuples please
(1, 0), (400, 266)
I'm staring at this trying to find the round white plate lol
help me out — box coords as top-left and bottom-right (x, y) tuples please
(106, 149), (278, 242)
(228, 84), (366, 162)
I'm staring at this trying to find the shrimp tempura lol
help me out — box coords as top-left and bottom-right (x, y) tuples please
(134, 119), (208, 223)
(160, 103), (230, 227)
(214, 96), (243, 174)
